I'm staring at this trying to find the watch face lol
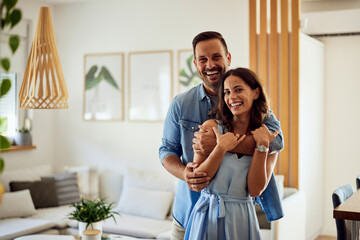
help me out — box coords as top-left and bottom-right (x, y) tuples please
(256, 145), (268, 152)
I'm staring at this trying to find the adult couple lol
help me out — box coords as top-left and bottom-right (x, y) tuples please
(159, 31), (284, 239)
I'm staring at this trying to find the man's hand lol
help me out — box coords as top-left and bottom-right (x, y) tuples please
(183, 162), (210, 192)
(193, 125), (216, 156)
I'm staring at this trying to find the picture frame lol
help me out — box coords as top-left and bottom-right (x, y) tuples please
(178, 49), (201, 94)
(83, 53), (124, 121)
(128, 50), (173, 122)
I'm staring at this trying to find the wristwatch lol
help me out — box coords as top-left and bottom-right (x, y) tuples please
(255, 145), (269, 153)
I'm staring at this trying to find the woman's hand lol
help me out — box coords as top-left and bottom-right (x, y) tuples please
(251, 124), (280, 147)
(213, 127), (246, 152)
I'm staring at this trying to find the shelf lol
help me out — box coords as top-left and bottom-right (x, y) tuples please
(0, 145), (36, 152)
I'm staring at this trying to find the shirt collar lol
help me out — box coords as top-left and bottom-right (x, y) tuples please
(198, 83), (209, 101)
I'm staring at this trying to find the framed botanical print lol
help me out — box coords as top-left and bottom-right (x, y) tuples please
(83, 53), (124, 121)
(128, 50), (173, 122)
(178, 49), (201, 94)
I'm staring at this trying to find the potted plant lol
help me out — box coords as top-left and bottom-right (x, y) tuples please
(68, 198), (119, 236)
(14, 126), (32, 146)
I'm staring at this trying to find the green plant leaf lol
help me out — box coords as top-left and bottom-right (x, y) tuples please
(0, 79), (11, 97)
(101, 67), (119, 90)
(0, 135), (11, 150)
(0, 118), (8, 135)
(1, 58), (10, 72)
(9, 35), (19, 53)
(85, 65), (101, 90)
(180, 69), (189, 78)
(9, 9), (21, 29)
(3, 0), (17, 10)
(0, 158), (4, 173)
(186, 55), (194, 73)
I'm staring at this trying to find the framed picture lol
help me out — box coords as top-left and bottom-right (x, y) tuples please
(178, 49), (201, 94)
(128, 50), (173, 122)
(83, 53), (124, 121)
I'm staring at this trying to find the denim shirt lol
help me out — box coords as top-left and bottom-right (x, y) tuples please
(159, 84), (284, 228)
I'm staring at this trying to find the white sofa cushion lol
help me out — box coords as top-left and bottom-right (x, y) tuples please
(29, 205), (73, 228)
(116, 186), (173, 220)
(0, 189), (36, 219)
(275, 175), (285, 199)
(115, 167), (175, 220)
(0, 218), (55, 240)
(68, 214), (172, 239)
(125, 167), (176, 192)
(0, 164), (52, 192)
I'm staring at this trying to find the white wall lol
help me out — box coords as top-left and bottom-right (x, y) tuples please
(299, 33), (325, 240)
(302, 8), (360, 238)
(320, 35), (360, 236)
(49, 0), (249, 173)
(1, 0), (56, 171)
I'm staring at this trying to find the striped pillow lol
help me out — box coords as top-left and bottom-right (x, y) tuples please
(42, 172), (80, 206)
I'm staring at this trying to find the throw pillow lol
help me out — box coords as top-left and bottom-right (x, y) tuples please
(42, 172), (81, 205)
(125, 167), (176, 192)
(10, 178), (59, 208)
(0, 164), (53, 192)
(64, 165), (99, 199)
(116, 186), (173, 220)
(0, 189), (36, 219)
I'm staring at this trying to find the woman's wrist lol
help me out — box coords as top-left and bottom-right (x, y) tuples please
(255, 140), (269, 147)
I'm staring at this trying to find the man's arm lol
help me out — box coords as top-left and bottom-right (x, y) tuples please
(159, 99), (209, 192)
(193, 110), (283, 155)
(193, 125), (255, 155)
(163, 155), (209, 192)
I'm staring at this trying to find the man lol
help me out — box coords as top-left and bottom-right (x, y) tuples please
(159, 31), (283, 240)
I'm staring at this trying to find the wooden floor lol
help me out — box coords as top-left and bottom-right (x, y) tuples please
(315, 236), (336, 240)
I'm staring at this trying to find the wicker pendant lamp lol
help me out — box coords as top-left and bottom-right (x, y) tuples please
(19, 7), (68, 109)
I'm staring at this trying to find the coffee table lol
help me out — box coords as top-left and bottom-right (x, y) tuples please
(14, 234), (144, 240)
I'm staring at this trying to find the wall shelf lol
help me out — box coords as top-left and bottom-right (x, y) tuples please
(0, 145), (36, 152)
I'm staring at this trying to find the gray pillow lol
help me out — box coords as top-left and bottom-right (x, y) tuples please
(10, 178), (59, 209)
(42, 172), (80, 205)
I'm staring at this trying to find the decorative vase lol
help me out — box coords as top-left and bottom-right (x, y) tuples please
(14, 132), (32, 146)
(78, 221), (102, 237)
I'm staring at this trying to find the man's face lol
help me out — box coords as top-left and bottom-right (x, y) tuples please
(193, 39), (231, 95)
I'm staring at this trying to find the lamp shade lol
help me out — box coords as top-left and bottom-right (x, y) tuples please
(19, 7), (68, 109)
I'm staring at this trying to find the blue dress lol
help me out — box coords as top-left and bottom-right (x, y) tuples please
(184, 124), (261, 240)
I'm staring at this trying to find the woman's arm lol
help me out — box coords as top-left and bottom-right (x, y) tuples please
(193, 120), (245, 179)
(247, 124), (280, 197)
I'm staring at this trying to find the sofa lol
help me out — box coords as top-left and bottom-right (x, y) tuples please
(0, 164), (306, 240)
(0, 165), (174, 240)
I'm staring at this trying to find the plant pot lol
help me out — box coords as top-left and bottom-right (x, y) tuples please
(14, 132), (32, 146)
(78, 221), (102, 237)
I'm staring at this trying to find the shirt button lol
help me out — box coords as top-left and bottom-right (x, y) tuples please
(192, 127), (194, 129)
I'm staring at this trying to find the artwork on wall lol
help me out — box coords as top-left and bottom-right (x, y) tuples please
(178, 49), (201, 94)
(128, 50), (173, 122)
(83, 53), (124, 121)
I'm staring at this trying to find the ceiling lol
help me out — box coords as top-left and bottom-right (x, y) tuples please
(43, 0), (360, 13)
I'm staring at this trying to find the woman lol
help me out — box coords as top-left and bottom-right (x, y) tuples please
(184, 68), (280, 240)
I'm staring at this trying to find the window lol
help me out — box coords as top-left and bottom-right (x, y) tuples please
(0, 73), (17, 137)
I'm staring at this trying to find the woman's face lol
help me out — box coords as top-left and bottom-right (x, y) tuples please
(223, 75), (259, 118)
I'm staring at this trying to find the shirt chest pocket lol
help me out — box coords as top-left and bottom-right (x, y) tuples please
(179, 120), (200, 147)
(179, 120), (200, 131)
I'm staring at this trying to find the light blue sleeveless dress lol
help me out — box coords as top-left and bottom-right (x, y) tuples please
(184, 124), (261, 240)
